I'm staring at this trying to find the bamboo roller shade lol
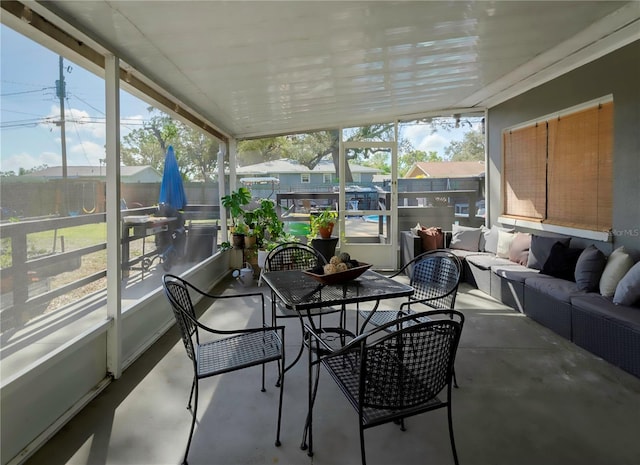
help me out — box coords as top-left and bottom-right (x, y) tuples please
(503, 101), (613, 232)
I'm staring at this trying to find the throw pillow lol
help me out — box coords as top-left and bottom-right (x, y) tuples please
(449, 224), (482, 252)
(600, 246), (635, 297)
(508, 232), (531, 265)
(417, 227), (444, 252)
(574, 245), (607, 292)
(613, 262), (640, 306)
(478, 225), (489, 252)
(541, 242), (583, 281)
(410, 222), (422, 236)
(483, 225), (514, 255)
(496, 230), (515, 258)
(527, 234), (571, 270)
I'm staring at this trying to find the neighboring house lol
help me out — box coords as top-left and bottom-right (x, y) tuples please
(25, 165), (162, 183)
(404, 161), (485, 178)
(235, 158), (380, 188)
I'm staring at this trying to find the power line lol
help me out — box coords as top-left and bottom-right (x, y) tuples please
(0, 87), (54, 97)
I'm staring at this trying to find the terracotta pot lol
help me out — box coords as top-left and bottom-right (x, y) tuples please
(244, 235), (256, 249)
(318, 223), (334, 239)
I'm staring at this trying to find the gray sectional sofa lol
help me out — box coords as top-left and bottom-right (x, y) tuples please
(401, 226), (640, 378)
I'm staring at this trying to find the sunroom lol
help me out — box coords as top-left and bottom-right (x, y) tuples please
(1, 2), (639, 464)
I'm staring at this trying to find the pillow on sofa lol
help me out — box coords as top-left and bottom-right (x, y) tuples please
(483, 225), (514, 254)
(410, 222), (423, 236)
(574, 245), (607, 292)
(496, 230), (515, 258)
(417, 227), (444, 252)
(449, 224), (482, 252)
(613, 262), (640, 306)
(600, 246), (635, 297)
(541, 242), (583, 281)
(527, 234), (571, 270)
(508, 232), (531, 265)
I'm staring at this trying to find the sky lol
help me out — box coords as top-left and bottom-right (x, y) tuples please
(1, 23), (477, 176)
(0, 25), (149, 174)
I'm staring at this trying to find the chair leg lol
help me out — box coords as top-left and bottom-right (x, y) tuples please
(275, 358), (284, 447)
(359, 424), (367, 465)
(447, 402), (460, 465)
(183, 379), (199, 465)
(187, 377), (196, 410)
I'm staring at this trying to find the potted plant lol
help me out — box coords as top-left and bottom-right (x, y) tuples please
(221, 187), (251, 229)
(309, 209), (337, 240)
(232, 220), (249, 248)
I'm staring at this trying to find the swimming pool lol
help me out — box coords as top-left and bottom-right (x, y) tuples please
(363, 215), (387, 223)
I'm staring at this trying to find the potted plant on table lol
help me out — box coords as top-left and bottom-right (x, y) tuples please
(309, 209), (337, 240)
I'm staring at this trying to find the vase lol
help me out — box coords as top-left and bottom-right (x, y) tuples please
(318, 223), (334, 239)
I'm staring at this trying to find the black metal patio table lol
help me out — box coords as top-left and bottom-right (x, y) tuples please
(261, 269), (414, 372)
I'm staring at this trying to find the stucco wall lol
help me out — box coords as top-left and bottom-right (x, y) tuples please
(487, 40), (640, 252)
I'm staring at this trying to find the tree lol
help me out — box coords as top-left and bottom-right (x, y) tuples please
(121, 108), (221, 181)
(443, 130), (485, 161)
(237, 137), (292, 166)
(238, 124), (405, 182)
(398, 150), (441, 177)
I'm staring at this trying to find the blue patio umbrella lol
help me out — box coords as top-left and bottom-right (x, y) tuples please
(158, 145), (187, 210)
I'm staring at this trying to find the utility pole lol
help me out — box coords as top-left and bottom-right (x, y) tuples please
(57, 55), (68, 214)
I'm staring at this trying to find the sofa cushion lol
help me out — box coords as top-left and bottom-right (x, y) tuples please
(483, 225), (514, 254)
(496, 230), (515, 258)
(571, 294), (640, 329)
(466, 254), (513, 270)
(509, 232), (531, 265)
(613, 262), (640, 306)
(600, 246), (635, 297)
(527, 234), (571, 270)
(524, 275), (585, 304)
(574, 245), (607, 292)
(541, 242), (583, 282)
(449, 224), (483, 252)
(493, 264), (539, 283)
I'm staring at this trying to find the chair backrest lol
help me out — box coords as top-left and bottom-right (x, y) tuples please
(410, 251), (461, 310)
(361, 314), (463, 410)
(265, 242), (327, 271)
(162, 274), (198, 361)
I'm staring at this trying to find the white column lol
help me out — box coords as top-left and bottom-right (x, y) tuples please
(105, 54), (122, 379)
(218, 143), (228, 242)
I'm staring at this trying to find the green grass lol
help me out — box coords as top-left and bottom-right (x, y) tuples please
(1, 223), (107, 268)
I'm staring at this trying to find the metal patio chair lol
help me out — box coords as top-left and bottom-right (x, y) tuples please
(162, 274), (285, 465)
(264, 242), (345, 372)
(302, 310), (464, 465)
(358, 250), (462, 333)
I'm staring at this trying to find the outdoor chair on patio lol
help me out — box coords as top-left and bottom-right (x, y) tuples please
(265, 242), (345, 322)
(358, 250), (462, 332)
(264, 242), (345, 372)
(162, 274), (285, 465)
(302, 310), (464, 465)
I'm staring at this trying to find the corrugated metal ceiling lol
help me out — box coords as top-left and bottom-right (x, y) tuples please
(26, 1), (640, 139)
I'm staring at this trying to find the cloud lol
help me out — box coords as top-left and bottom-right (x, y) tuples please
(402, 124), (451, 156)
(68, 140), (105, 166)
(0, 150), (60, 173)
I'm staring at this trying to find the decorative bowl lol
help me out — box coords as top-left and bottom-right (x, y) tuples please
(303, 262), (372, 285)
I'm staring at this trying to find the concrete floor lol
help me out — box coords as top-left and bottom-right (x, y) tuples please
(25, 279), (640, 465)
